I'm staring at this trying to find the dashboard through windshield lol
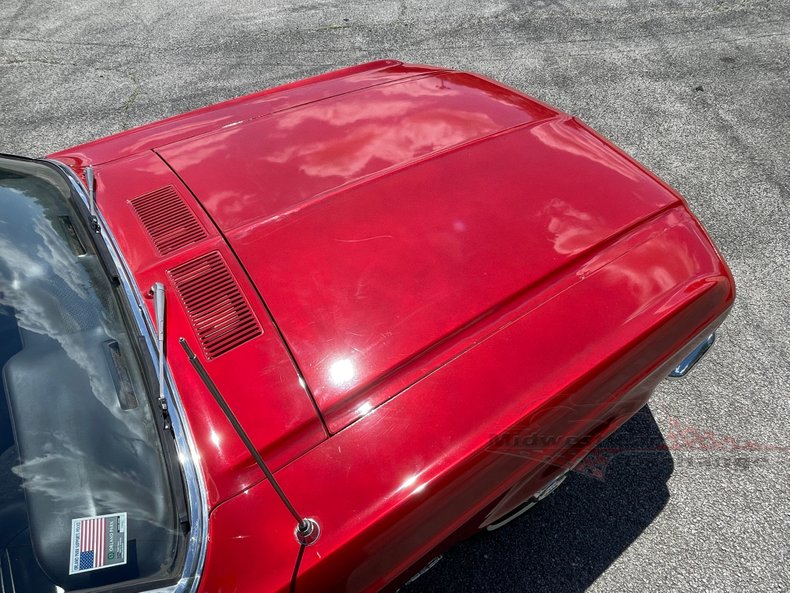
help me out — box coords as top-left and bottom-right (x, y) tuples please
(0, 156), (186, 592)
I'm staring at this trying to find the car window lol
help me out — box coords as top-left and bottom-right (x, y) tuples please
(0, 158), (186, 592)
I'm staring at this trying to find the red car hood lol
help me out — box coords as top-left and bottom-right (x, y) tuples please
(154, 70), (679, 433)
(49, 61), (686, 505)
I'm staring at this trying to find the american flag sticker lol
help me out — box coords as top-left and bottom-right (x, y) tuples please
(69, 512), (127, 574)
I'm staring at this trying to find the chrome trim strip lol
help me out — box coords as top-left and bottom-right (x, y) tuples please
(670, 333), (716, 378)
(47, 159), (208, 593)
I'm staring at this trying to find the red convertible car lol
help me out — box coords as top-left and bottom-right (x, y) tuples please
(0, 60), (733, 592)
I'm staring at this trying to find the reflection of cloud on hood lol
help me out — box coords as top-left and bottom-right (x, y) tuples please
(544, 198), (607, 256)
(266, 109), (499, 180)
(376, 76), (464, 99)
(274, 98), (419, 130)
(598, 232), (698, 311)
(273, 77), (465, 130)
(532, 119), (641, 183)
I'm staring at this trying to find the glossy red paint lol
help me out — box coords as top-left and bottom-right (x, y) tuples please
(49, 60), (441, 171)
(49, 60), (734, 592)
(157, 71), (555, 231)
(81, 150), (327, 506)
(201, 208), (733, 593)
(167, 115), (682, 433)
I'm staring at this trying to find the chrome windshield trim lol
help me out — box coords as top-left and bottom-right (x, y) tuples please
(46, 159), (208, 593)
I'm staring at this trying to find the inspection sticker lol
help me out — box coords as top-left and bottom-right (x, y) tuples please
(69, 512), (127, 574)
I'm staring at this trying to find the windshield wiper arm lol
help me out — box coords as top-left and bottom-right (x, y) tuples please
(84, 165), (100, 232)
(151, 282), (171, 430)
(44, 159), (118, 282)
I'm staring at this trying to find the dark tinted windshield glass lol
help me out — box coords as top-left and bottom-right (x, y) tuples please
(0, 158), (184, 591)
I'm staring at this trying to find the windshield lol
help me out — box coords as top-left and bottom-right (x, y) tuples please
(0, 157), (185, 591)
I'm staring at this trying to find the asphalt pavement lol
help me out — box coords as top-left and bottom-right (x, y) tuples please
(1, 1), (788, 591)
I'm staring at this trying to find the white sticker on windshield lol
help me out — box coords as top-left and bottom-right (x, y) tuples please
(69, 512), (127, 574)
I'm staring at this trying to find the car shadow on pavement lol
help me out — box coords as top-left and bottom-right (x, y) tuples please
(404, 405), (673, 593)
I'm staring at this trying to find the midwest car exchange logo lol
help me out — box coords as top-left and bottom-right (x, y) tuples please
(488, 414), (789, 481)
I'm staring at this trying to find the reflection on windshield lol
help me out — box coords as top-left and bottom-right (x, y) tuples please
(0, 158), (183, 592)
(0, 172), (128, 425)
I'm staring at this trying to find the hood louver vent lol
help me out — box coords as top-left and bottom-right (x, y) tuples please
(130, 185), (207, 255)
(169, 252), (262, 359)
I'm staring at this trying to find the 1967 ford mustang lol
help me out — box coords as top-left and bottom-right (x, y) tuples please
(0, 60), (734, 592)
